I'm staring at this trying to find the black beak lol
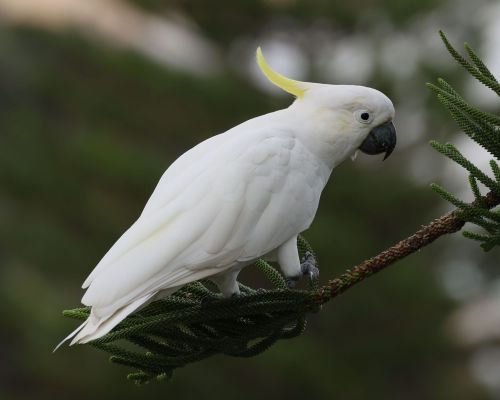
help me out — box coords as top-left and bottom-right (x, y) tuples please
(359, 121), (397, 160)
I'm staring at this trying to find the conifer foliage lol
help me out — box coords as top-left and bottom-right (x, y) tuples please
(427, 31), (500, 251)
(63, 32), (500, 384)
(64, 236), (321, 384)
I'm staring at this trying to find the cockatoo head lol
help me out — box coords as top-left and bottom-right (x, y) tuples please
(256, 48), (396, 160)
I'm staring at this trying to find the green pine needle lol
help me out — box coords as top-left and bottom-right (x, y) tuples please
(439, 31), (500, 96)
(430, 141), (499, 194)
(491, 160), (500, 182)
(469, 175), (482, 202)
(462, 231), (491, 243)
(429, 32), (500, 251)
(464, 43), (498, 83)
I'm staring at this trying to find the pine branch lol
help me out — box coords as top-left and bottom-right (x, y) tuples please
(311, 191), (500, 304)
(63, 193), (500, 383)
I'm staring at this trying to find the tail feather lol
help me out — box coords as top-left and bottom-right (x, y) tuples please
(55, 292), (157, 351)
(53, 320), (87, 352)
(72, 292), (157, 345)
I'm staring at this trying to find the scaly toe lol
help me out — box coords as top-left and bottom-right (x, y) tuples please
(300, 251), (319, 281)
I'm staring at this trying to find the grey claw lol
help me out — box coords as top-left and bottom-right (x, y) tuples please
(301, 251), (319, 281)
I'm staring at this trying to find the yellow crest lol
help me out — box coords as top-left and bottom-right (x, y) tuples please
(256, 47), (306, 98)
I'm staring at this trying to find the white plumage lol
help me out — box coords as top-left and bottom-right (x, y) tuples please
(58, 48), (396, 348)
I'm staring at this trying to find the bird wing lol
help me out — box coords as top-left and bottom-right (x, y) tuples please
(80, 127), (311, 319)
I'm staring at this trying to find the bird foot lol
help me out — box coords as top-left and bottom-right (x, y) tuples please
(285, 252), (319, 288)
(301, 251), (319, 281)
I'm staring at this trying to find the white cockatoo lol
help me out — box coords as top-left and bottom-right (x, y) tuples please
(58, 48), (396, 348)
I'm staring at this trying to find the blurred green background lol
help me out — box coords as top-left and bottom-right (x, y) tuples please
(1, 0), (499, 399)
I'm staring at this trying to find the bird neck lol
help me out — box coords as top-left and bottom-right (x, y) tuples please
(281, 100), (359, 172)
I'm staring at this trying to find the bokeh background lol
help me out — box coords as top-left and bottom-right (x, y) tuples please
(1, 0), (499, 399)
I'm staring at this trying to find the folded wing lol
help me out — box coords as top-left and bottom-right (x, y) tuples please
(76, 130), (301, 340)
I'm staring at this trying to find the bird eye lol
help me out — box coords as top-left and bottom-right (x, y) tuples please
(354, 109), (373, 124)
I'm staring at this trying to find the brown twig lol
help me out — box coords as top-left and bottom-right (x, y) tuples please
(313, 191), (500, 305)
